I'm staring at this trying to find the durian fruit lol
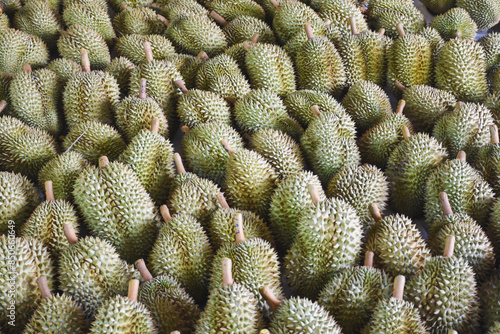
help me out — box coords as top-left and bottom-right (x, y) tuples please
(115, 34), (176, 64)
(149, 205), (213, 304)
(481, 32), (500, 71)
(490, 199), (500, 264)
(90, 279), (155, 333)
(23, 276), (88, 334)
(58, 25), (111, 70)
(318, 0), (369, 37)
(135, 260), (200, 334)
(475, 125), (500, 196)
(63, 0), (107, 10)
(0, 236), (55, 332)
(0, 7), (10, 30)
(365, 204), (432, 277)
(489, 322), (500, 334)
(317, 252), (393, 334)
(223, 15), (275, 46)
(435, 38), (488, 102)
(105, 56), (136, 98)
(282, 19), (329, 62)
(456, 0), (500, 31)
(430, 8), (477, 41)
(182, 121), (244, 187)
(113, 4), (166, 37)
(208, 0), (265, 21)
(62, 120), (126, 165)
(363, 275), (428, 333)
(368, 0), (426, 39)
(176, 89), (231, 129)
(0, 171), (41, 234)
(153, 0), (208, 20)
(386, 126), (448, 217)
(424, 151), (495, 226)
(233, 89), (303, 140)
(262, 287), (342, 333)
(480, 270), (500, 331)
(47, 57), (82, 87)
(73, 156), (158, 263)
(63, 3), (115, 44)
(427, 192), (495, 281)
(357, 29), (391, 87)
(0, 29), (48, 75)
(341, 80), (392, 132)
(0, 0), (20, 15)
(421, 0), (455, 14)
(9, 64), (61, 136)
(406, 235), (480, 333)
(0, 75), (11, 113)
(269, 171), (326, 251)
(165, 53), (207, 90)
(195, 258), (261, 333)
(419, 26), (446, 62)
(285, 185), (363, 299)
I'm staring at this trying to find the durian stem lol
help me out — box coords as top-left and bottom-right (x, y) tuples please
(143, 41), (154, 63)
(135, 259), (154, 282)
(170, 332), (181, 334)
(364, 251), (374, 267)
(396, 100), (406, 115)
(174, 79), (188, 94)
(394, 80), (407, 91)
(443, 235), (455, 258)
(369, 203), (383, 223)
(209, 11), (228, 27)
(251, 33), (259, 44)
(392, 275), (405, 300)
(160, 205), (173, 222)
(0, 100), (6, 113)
(242, 41), (252, 51)
(157, 14), (169, 26)
(22, 63), (32, 72)
(139, 78), (147, 99)
(349, 16), (358, 35)
(98, 156), (109, 168)
(45, 181), (55, 202)
(358, 6), (368, 14)
(307, 184), (321, 204)
(324, 19), (331, 26)
(439, 192), (453, 216)
(310, 105), (321, 116)
(37, 276), (51, 299)
(128, 279), (140, 302)
(402, 126), (411, 140)
(234, 213), (245, 243)
(217, 192), (230, 209)
(448, 330), (458, 334)
(226, 96), (237, 104)
(260, 331), (270, 334)
(456, 151), (466, 161)
(196, 51), (209, 61)
(221, 139), (234, 155)
(120, 2), (127, 10)
(181, 125), (190, 134)
(396, 23), (405, 37)
(150, 118), (159, 133)
(80, 49), (91, 72)
(63, 222), (78, 245)
(455, 30), (462, 39)
(222, 258), (234, 285)
(304, 23), (314, 40)
(173, 153), (186, 174)
(490, 124), (499, 144)
(378, 28), (385, 36)
(260, 286), (280, 312)
(270, 0), (280, 9)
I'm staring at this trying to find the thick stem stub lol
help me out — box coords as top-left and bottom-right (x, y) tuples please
(234, 213), (245, 243)
(45, 181), (55, 202)
(443, 235), (455, 258)
(173, 153), (186, 174)
(135, 259), (154, 282)
(81, 49), (91, 72)
(369, 203), (383, 223)
(128, 279), (140, 302)
(160, 205), (172, 222)
(222, 258), (233, 286)
(364, 251), (374, 267)
(439, 192), (453, 216)
(393, 275), (405, 300)
(37, 276), (52, 299)
(63, 222), (78, 245)
(261, 286), (280, 312)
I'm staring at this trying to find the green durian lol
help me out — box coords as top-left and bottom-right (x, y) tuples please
(335, 21), (369, 88)
(480, 32), (500, 70)
(0, 10), (7, 31)
(63, 3), (115, 43)
(480, 270), (500, 331)
(153, 0), (208, 20)
(318, 0), (368, 37)
(486, 91), (500, 117)
(490, 199), (500, 262)
(368, 0), (425, 39)
(282, 21), (328, 61)
(0, 0), (19, 15)
(223, 15), (275, 46)
(0, 74), (11, 114)
(421, 0), (455, 14)
(357, 29), (391, 86)
(456, 0), (500, 31)
(430, 8), (477, 40)
(105, 56), (136, 98)
(489, 322), (500, 334)
(272, 0), (325, 43)
(0, 29), (48, 75)
(164, 53), (206, 90)
(176, 89), (231, 129)
(113, 5), (166, 37)
(108, 0), (153, 12)
(115, 34), (176, 64)
(419, 26), (446, 62)
(47, 57), (82, 87)
(62, 0), (107, 10)
(475, 125), (500, 196)
(208, 0), (265, 21)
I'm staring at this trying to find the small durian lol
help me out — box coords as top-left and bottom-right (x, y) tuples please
(480, 32), (500, 71)
(113, 4), (166, 37)
(430, 8), (477, 41)
(47, 57), (82, 87)
(0, 28), (48, 75)
(475, 125), (500, 196)
(62, 0), (107, 10)
(63, 3), (115, 44)
(480, 270), (500, 331)
(105, 56), (136, 98)
(208, 0), (264, 21)
(368, 0), (425, 39)
(223, 15), (275, 46)
(456, 0), (500, 31)
(115, 34), (176, 64)
(318, 0), (369, 37)
(421, 0), (455, 14)
(176, 88), (231, 129)
(164, 52), (207, 90)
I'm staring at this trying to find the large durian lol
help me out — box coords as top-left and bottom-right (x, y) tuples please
(223, 15), (275, 46)
(475, 125), (500, 196)
(430, 8), (477, 41)
(0, 28), (48, 75)
(368, 0), (425, 39)
(480, 32), (500, 71)
(115, 34), (176, 64)
(272, 0), (325, 43)
(105, 56), (136, 98)
(113, 4), (165, 37)
(176, 88), (231, 129)
(63, 3), (115, 43)
(318, 0), (369, 36)
(456, 0), (500, 31)
(421, 0), (454, 14)
(47, 57), (82, 87)
(208, 0), (265, 21)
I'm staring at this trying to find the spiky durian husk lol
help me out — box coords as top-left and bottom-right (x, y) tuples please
(368, 0), (425, 39)
(433, 102), (494, 161)
(341, 80), (392, 132)
(108, 0), (153, 12)
(317, 266), (393, 334)
(115, 34), (176, 64)
(176, 90), (231, 129)
(1, 0), (20, 14)
(194, 282), (260, 333)
(475, 143), (500, 196)
(489, 322), (500, 334)
(457, 0), (500, 31)
(0, 29), (48, 75)
(62, 0), (107, 10)
(480, 270), (500, 331)
(424, 159), (495, 225)
(0, 12), (10, 30)
(223, 15), (275, 46)
(0, 116), (57, 179)
(336, 35), (369, 88)
(489, 199), (500, 262)
(272, 1), (324, 44)
(386, 133), (448, 217)
(118, 130), (175, 206)
(156, 0), (208, 20)
(435, 39), (488, 102)
(105, 57), (135, 98)
(283, 23), (327, 61)
(419, 26), (445, 63)
(480, 32), (500, 71)
(421, 0), (454, 14)
(182, 121), (243, 187)
(358, 30), (391, 86)
(0, 72), (11, 113)
(406, 255), (480, 334)
(318, 0), (368, 37)
(47, 58), (82, 86)
(208, 0), (265, 21)
(63, 3), (115, 43)
(113, 7), (165, 37)
(23, 294), (87, 334)
(0, 172), (41, 234)
(164, 53), (205, 90)
(430, 8), (477, 41)
(0, 237), (55, 333)
(285, 197), (363, 299)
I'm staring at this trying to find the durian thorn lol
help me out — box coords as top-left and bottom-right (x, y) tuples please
(221, 139), (234, 155)
(251, 33), (259, 44)
(310, 105), (321, 116)
(80, 49), (91, 72)
(369, 203), (383, 223)
(37, 276), (51, 299)
(394, 80), (406, 91)
(307, 183), (321, 204)
(443, 235), (455, 258)
(270, 0), (280, 9)
(396, 23), (405, 37)
(260, 286), (280, 312)
(196, 51), (209, 61)
(396, 99), (406, 115)
(173, 153), (186, 174)
(157, 14), (169, 26)
(160, 204), (172, 222)
(180, 125), (190, 134)
(364, 251), (374, 267)
(143, 41), (154, 63)
(135, 259), (153, 282)
(174, 79), (188, 94)
(128, 279), (140, 302)
(456, 151), (466, 161)
(455, 30), (462, 39)
(22, 63), (32, 73)
(209, 11), (228, 27)
(402, 126), (411, 141)
(234, 213), (245, 243)
(378, 28), (385, 36)
(490, 124), (499, 144)
(392, 275), (405, 300)
(63, 222), (78, 245)
(0, 100), (7, 114)
(222, 258), (233, 285)
(242, 41), (252, 51)
(304, 23), (314, 40)
(98, 156), (109, 168)
(120, 1), (128, 11)
(139, 78), (147, 99)
(45, 181), (55, 202)
(349, 16), (358, 35)
(439, 192), (453, 216)
(151, 118), (160, 133)
(216, 192), (230, 209)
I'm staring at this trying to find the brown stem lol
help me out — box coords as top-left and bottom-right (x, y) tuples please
(139, 78), (147, 99)
(135, 259), (153, 282)
(349, 16), (358, 35)
(455, 30), (462, 38)
(222, 258), (234, 285)
(402, 126), (411, 140)
(439, 192), (453, 216)
(217, 192), (230, 209)
(175, 79), (188, 94)
(143, 41), (154, 63)
(171, 332), (181, 334)
(81, 49), (91, 72)
(63, 222), (78, 245)
(307, 184), (321, 204)
(45, 181), (55, 202)
(396, 23), (405, 37)
(369, 203), (383, 223)
(260, 286), (280, 312)
(180, 125), (190, 134)
(378, 28), (385, 36)
(120, 2), (127, 10)
(221, 139), (234, 155)
(456, 151), (466, 161)
(270, 0), (280, 9)
(234, 213), (245, 243)
(395, 80), (406, 91)
(196, 51), (209, 61)
(490, 124), (499, 144)
(157, 14), (169, 26)
(0, 100), (7, 113)
(23, 63), (32, 72)
(310, 105), (321, 116)
(392, 275), (405, 300)
(173, 153), (186, 174)
(448, 330), (458, 334)
(128, 279), (140, 302)
(242, 41), (252, 51)
(443, 235), (455, 258)
(260, 331), (270, 334)
(396, 100), (406, 115)
(98, 156), (109, 168)
(160, 205), (172, 222)
(364, 251), (374, 267)
(304, 23), (314, 40)
(251, 33), (259, 44)
(210, 11), (228, 27)
(151, 118), (159, 133)
(37, 276), (51, 299)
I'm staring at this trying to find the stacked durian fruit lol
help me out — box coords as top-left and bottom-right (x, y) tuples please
(3, 0), (500, 332)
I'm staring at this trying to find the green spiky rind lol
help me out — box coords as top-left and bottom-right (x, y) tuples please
(401, 85), (456, 133)
(285, 197), (363, 299)
(421, 0), (455, 14)
(194, 282), (260, 333)
(223, 15), (275, 46)
(58, 25), (110, 70)
(475, 143), (500, 196)
(272, 1), (325, 44)
(318, 0), (368, 37)
(108, 0), (153, 12)
(248, 128), (305, 178)
(363, 297), (428, 333)
(490, 200), (500, 267)
(138, 274), (200, 334)
(424, 159), (495, 225)
(176, 90), (231, 129)
(489, 322), (500, 334)
(245, 43), (296, 97)
(47, 58), (82, 86)
(195, 53), (251, 100)
(149, 213), (212, 304)
(118, 130), (175, 206)
(23, 294), (87, 334)
(62, 120), (126, 165)
(338, 36), (369, 87)
(63, 3), (115, 43)
(38, 151), (89, 202)
(406, 255), (480, 333)
(9, 68), (60, 136)
(0, 172), (41, 234)
(480, 32), (500, 70)
(341, 80), (392, 132)
(0, 12), (10, 30)
(0, 29), (49, 75)
(491, 65), (500, 93)
(105, 57), (135, 98)
(368, 0), (425, 39)
(62, 0), (107, 10)
(0, 236), (55, 332)
(0, 72), (11, 113)
(386, 133), (448, 217)
(115, 34), (176, 64)
(166, 14), (227, 57)
(113, 7), (165, 37)
(435, 39), (488, 102)
(169, 172), (222, 227)
(164, 53), (205, 90)
(269, 170), (326, 251)
(182, 121), (244, 187)
(419, 26), (446, 63)
(157, 0), (208, 20)
(317, 266), (393, 334)
(282, 22), (327, 61)
(0, 116), (57, 179)
(224, 149), (278, 216)
(480, 270), (500, 330)
(457, 0), (500, 31)
(357, 30), (390, 87)
(73, 161), (157, 263)
(433, 102), (494, 160)
(208, 0), (265, 21)
(1, 0), (21, 14)
(269, 297), (342, 334)
(428, 213), (495, 281)
(430, 8), (477, 41)
(283, 90), (350, 128)
(295, 36), (347, 96)
(225, 42), (250, 76)
(13, 0), (63, 49)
